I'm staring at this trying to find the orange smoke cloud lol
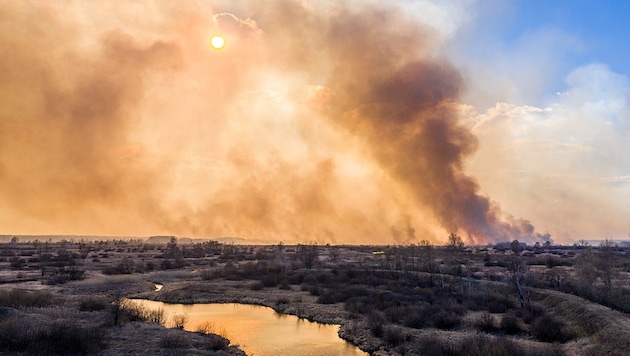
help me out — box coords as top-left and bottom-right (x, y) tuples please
(0, 1), (547, 244)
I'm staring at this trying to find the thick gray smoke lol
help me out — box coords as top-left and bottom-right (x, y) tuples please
(248, 2), (547, 243)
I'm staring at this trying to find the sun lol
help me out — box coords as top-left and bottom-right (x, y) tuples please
(210, 35), (225, 49)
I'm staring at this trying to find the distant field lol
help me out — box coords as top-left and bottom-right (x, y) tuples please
(1, 237), (629, 355)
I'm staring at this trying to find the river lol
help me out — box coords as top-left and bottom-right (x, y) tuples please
(128, 299), (367, 356)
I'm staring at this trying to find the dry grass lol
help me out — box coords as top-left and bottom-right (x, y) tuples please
(1, 240), (629, 355)
(0, 288), (60, 308)
(533, 289), (630, 355)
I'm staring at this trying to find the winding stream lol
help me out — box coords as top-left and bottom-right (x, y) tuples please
(129, 299), (367, 356)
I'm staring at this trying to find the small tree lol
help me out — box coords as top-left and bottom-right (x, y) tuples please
(597, 239), (619, 296)
(575, 247), (598, 294)
(545, 267), (568, 290)
(79, 241), (92, 262)
(420, 239), (435, 286)
(504, 241), (529, 308)
(296, 242), (319, 269)
(510, 239), (522, 254)
(35, 241), (51, 277)
(447, 233), (464, 251)
(162, 237), (184, 268)
(166, 237), (180, 259)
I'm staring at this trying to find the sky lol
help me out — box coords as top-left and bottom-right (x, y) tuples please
(1, 0), (628, 245)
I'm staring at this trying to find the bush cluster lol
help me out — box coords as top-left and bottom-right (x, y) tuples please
(531, 314), (574, 343)
(0, 318), (104, 355)
(412, 333), (565, 356)
(110, 299), (166, 326)
(0, 289), (58, 308)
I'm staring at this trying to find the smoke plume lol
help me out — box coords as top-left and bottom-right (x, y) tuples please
(0, 1), (546, 244)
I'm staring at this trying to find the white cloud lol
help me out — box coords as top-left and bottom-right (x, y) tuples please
(467, 64), (630, 240)
(602, 176), (630, 184)
(398, 0), (475, 40)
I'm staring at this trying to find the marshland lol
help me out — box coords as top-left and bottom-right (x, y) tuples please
(1, 236), (629, 355)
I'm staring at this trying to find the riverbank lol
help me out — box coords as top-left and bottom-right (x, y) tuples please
(126, 275), (384, 353)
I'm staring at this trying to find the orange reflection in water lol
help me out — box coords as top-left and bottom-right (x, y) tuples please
(129, 299), (367, 356)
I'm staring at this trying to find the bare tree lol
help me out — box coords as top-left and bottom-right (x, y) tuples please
(575, 239), (590, 248)
(296, 242), (319, 269)
(545, 268), (568, 290)
(420, 239), (435, 286)
(575, 247), (598, 293)
(34, 241), (51, 277)
(79, 240), (92, 262)
(597, 239), (619, 296)
(504, 240), (529, 308)
(447, 233), (464, 251)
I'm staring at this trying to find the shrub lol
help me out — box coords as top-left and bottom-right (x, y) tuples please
(484, 293), (515, 313)
(279, 279), (291, 290)
(345, 297), (371, 315)
(160, 334), (190, 349)
(307, 286), (321, 296)
(204, 334), (230, 351)
(432, 310), (462, 330)
(201, 269), (216, 280)
(9, 256), (25, 269)
(476, 312), (496, 333)
(367, 311), (386, 337)
(459, 334), (521, 356)
(0, 318), (105, 355)
(79, 297), (108, 311)
(383, 326), (406, 346)
(172, 314), (187, 329)
(403, 313), (426, 329)
(250, 281), (264, 290)
(35, 323), (104, 355)
(317, 291), (340, 304)
(145, 261), (156, 271)
(417, 288), (436, 303)
(143, 308), (166, 325)
(0, 289), (58, 308)
(532, 314), (573, 343)
(261, 274), (279, 287)
(383, 305), (407, 324)
(46, 267), (85, 285)
(412, 334), (452, 355)
(500, 313), (520, 335)
(520, 303), (545, 324)
(116, 300), (166, 326)
(102, 257), (135, 275)
(196, 321), (218, 334)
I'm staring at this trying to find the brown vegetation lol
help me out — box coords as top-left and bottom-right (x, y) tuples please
(0, 237), (629, 355)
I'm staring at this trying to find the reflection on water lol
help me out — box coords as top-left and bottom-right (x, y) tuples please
(129, 299), (367, 356)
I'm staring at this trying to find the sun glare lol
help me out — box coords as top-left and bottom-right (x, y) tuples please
(210, 35), (225, 49)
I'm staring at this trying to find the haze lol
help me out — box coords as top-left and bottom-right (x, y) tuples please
(2, 1), (628, 244)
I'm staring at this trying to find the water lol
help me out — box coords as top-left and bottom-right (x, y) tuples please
(128, 299), (367, 356)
